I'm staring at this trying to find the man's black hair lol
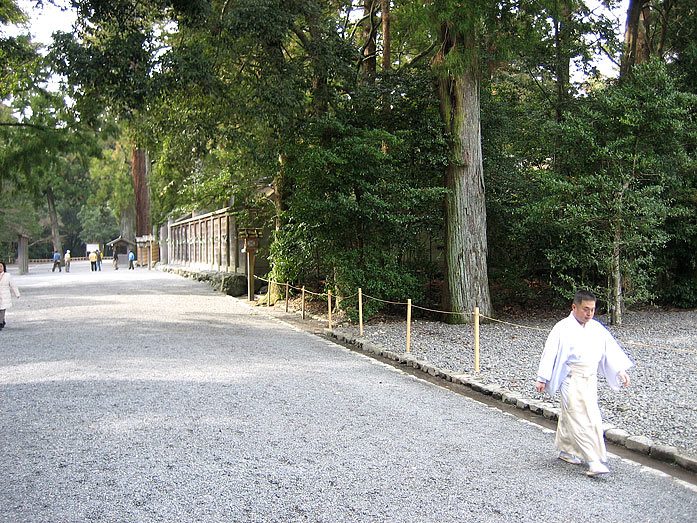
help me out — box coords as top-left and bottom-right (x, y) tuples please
(573, 289), (596, 305)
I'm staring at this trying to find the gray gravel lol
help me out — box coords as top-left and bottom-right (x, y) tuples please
(334, 308), (697, 458)
(1, 261), (696, 522)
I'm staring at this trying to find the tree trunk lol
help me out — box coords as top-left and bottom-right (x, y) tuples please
(120, 203), (137, 243)
(434, 27), (492, 323)
(610, 167), (631, 325)
(553, 0), (572, 122)
(610, 227), (623, 326)
(360, 0), (377, 82)
(304, 15), (329, 115)
(381, 0), (391, 72)
(46, 188), (63, 258)
(621, 0), (650, 77)
(131, 146), (150, 237)
(264, 152), (287, 306)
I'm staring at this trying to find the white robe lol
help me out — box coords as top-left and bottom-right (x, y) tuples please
(536, 313), (633, 396)
(0, 272), (20, 310)
(536, 313), (633, 462)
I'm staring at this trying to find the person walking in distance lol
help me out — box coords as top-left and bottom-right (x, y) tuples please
(51, 250), (61, 272)
(0, 261), (21, 330)
(112, 251), (119, 270)
(64, 250), (71, 272)
(95, 249), (102, 271)
(128, 249), (135, 270)
(534, 290), (633, 477)
(89, 250), (98, 271)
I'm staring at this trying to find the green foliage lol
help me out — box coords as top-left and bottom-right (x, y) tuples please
(481, 68), (560, 308)
(0, 0), (42, 99)
(520, 60), (696, 306)
(50, 4), (159, 123)
(87, 140), (135, 224)
(2, 89), (94, 194)
(0, 182), (42, 260)
(77, 204), (119, 245)
(271, 66), (447, 317)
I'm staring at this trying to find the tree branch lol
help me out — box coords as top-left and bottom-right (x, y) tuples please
(397, 42), (438, 71)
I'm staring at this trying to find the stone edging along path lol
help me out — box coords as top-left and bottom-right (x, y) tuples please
(323, 328), (697, 475)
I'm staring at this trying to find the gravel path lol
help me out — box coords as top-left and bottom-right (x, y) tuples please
(334, 308), (697, 458)
(1, 262), (695, 522)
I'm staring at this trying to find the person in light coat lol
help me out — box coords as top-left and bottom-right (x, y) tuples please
(0, 261), (21, 330)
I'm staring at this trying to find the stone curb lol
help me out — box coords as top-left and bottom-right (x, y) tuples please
(159, 265), (249, 296)
(325, 329), (697, 475)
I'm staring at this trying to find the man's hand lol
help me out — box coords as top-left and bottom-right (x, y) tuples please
(535, 380), (546, 393)
(618, 370), (630, 387)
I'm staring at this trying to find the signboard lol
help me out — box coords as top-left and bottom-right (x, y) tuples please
(239, 228), (263, 254)
(238, 228), (263, 239)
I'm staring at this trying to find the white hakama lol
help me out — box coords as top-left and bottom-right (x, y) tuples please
(556, 362), (607, 463)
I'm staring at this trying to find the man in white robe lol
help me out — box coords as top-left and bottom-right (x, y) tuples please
(535, 290), (633, 477)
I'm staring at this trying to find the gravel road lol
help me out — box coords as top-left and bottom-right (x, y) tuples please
(1, 261), (695, 522)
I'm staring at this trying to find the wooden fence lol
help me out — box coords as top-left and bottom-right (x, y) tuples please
(167, 208), (241, 272)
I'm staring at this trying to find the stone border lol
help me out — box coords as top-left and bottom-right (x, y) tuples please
(326, 329), (697, 475)
(159, 265), (249, 296)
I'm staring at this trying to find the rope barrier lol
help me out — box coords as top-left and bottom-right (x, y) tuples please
(477, 313), (694, 355)
(253, 275), (327, 297)
(620, 340), (696, 355)
(249, 274), (694, 356)
(361, 293), (409, 306)
(411, 304), (470, 316)
(478, 314), (549, 333)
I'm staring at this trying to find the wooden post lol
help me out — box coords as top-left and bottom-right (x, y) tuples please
(328, 290), (332, 330)
(301, 286), (306, 320)
(406, 298), (412, 353)
(268, 280), (272, 307)
(474, 306), (480, 373)
(358, 288), (364, 336)
(247, 250), (256, 301)
(285, 283), (289, 312)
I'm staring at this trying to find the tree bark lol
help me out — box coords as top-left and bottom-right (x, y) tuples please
(610, 226), (623, 326)
(120, 203), (137, 243)
(610, 156), (633, 325)
(360, 0), (377, 82)
(381, 0), (391, 72)
(300, 12), (329, 115)
(264, 152), (287, 306)
(621, 0), (650, 77)
(553, 0), (572, 122)
(131, 146), (150, 237)
(434, 26), (492, 323)
(46, 188), (63, 258)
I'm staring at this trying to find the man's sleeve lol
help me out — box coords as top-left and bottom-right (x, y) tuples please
(600, 331), (634, 390)
(536, 326), (560, 382)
